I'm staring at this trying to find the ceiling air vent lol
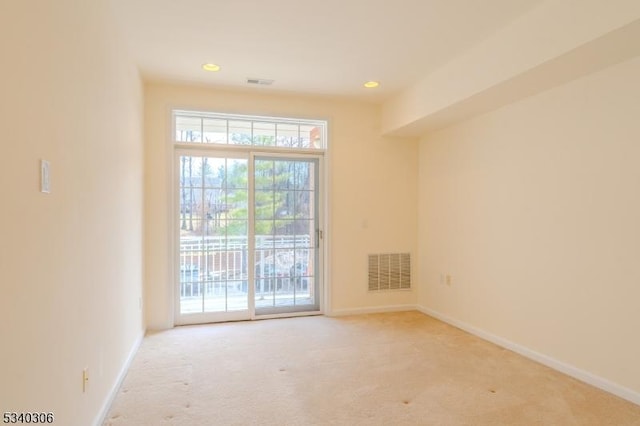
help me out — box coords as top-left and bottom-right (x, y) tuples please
(247, 78), (274, 86)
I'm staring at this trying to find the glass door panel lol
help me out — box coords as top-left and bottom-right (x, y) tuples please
(176, 152), (322, 324)
(253, 157), (320, 315)
(178, 154), (249, 319)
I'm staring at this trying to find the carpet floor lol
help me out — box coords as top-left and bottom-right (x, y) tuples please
(104, 311), (640, 425)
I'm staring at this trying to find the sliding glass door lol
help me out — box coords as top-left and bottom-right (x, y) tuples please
(176, 152), (322, 324)
(177, 153), (250, 323)
(253, 156), (320, 315)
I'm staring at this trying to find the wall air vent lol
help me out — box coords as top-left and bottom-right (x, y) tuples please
(368, 253), (411, 291)
(247, 78), (274, 85)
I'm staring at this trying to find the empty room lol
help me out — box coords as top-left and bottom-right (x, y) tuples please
(1, 0), (640, 425)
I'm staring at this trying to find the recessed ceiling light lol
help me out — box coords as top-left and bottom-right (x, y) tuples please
(363, 81), (380, 88)
(202, 63), (221, 72)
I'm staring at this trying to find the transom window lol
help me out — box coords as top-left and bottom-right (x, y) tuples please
(173, 110), (327, 150)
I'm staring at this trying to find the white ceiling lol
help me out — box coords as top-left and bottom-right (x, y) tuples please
(108, 0), (542, 102)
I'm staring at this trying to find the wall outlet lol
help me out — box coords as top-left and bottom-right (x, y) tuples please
(40, 159), (51, 193)
(440, 274), (452, 286)
(82, 368), (89, 393)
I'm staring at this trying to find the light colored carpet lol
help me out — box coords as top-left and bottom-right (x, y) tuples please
(104, 311), (640, 425)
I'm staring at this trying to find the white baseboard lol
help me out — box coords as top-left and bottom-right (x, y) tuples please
(329, 304), (417, 316)
(416, 305), (640, 406)
(94, 331), (144, 426)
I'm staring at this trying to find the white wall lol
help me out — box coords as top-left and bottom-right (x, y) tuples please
(0, 1), (144, 424)
(144, 83), (418, 329)
(418, 56), (640, 397)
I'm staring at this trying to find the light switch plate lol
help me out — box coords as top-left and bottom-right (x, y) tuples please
(41, 159), (51, 193)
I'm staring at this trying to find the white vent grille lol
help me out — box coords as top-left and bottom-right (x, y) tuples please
(368, 253), (411, 291)
(247, 78), (274, 85)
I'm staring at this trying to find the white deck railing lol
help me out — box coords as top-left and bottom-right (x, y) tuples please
(179, 234), (312, 298)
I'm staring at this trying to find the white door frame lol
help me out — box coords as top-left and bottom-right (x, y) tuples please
(172, 148), (325, 325)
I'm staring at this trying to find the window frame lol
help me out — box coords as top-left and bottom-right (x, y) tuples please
(172, 110), (328, 151)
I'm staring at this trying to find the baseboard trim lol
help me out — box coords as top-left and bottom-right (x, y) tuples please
(329, 304), (417, 316)
(416, 305), (640, 406)
(94, 331), (144, 426)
